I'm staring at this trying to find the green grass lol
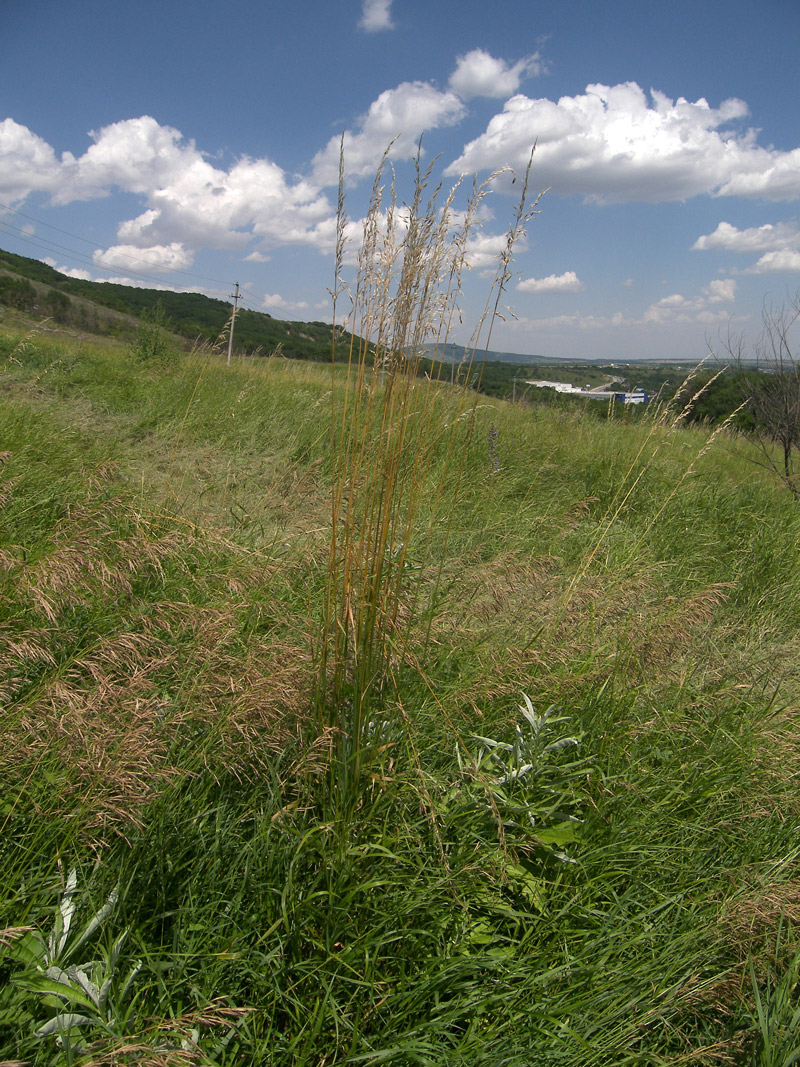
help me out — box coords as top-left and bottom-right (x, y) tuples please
(2, 323), (800, 1065)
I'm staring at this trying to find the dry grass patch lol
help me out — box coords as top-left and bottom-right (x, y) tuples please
(1, 599), (311, 834)
(1, 474), (317, 836)
(723, 878), (800, 961)
(426, 546), (739, 716)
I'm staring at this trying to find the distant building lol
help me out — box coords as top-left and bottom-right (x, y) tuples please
(526, 380), (649, 404)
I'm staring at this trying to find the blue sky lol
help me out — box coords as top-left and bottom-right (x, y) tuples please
(1, 0), (799, 360)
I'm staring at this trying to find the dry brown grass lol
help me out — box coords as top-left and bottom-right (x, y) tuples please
(0, 479), (316, 835)
(424, 542), (740, 718)
(75, 1002), (253, 1066)
(671, 878), (800, 1062)
(1, 601), (311, 834)
(724, 878), (800, 954)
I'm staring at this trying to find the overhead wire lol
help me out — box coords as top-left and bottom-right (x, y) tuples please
(0, 201), (328, 321)
(0, 199), (238, 296)
(0, 221), (231, 300)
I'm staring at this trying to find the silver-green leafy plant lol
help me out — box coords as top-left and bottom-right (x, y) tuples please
(456, 694), (587, 860)
(3, 867), (141, 1063)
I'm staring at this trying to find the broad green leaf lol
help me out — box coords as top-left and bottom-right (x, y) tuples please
(34, 1011), (93, 1037)
(5, 930), (47, 968)
(505, 863), (547, 912)
(535, 822), (582, 847)
(11, 974), (96, 1011)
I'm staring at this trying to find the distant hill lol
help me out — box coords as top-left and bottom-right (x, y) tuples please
(0, 246), (342, 361)
(416, 341), (556, 366)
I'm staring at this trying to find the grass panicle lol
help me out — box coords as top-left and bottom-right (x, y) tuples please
(317, 146), (543, 789)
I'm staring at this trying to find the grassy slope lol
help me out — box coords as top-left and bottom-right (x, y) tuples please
(1, 328), (800, 1065)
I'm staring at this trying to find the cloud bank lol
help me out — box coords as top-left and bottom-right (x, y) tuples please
(693, 220), (800, 274)
(643, 278), (737, 324)
(446, 83), (800, 203)
(2, 65), (799, 301)
(693, 221), (800, 254)
(0, 115), (337, 271)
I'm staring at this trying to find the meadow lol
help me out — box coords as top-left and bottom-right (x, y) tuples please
(1, 312), (800, 1066)
(0, 150), (799, 1067)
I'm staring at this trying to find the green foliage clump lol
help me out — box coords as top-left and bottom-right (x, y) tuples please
(130, 304), (179, 365)
(0, 271), (37, 312)
(42, 288), (72, 324)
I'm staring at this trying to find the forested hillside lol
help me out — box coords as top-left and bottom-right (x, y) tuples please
(0, 246), (763, 419)
(0, 246), (339, 360)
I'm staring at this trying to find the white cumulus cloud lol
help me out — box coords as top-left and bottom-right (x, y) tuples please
(518, 270), (583, 294)
(643, 278), (737, 324)
(0, 118), (61, 204)
(56, 117), (198, 202)
(449, 49), (545, 100)
(693, 220), (800, 253)
(359, 0), (394, 32)
(0, 117), (338, 258)
(745, 250), (800, 273)
(312, 81), (465, 185)
(460, 230), (518, 272)
(446, 82), (800, 203)
(705, 278), (737, 302)
(93, 242), (194, 273)
(716, 150), (800, 200)
(42, 258), (93, 280)
(693, 221), (800, 275)
(262, 292), (315, 314)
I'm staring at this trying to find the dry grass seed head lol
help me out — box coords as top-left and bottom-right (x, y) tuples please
(427, 556), (741, 714)
(1, 592), (314, 829)
(723, 877), (800, 961)
(12, 498), (202, 625)
(0, 925), (33, 947)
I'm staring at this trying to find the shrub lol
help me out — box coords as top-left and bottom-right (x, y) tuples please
(130, 303), (179, 365)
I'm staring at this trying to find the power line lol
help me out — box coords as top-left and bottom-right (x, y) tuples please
(0, 222), (232, 300)
(0, 200), (236, 288)
(0, 201), (332, 323)
(237, 291), (266, 312)
(0, 222), (102, 273)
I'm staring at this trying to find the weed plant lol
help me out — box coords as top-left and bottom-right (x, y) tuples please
(130, 304), (180, 366)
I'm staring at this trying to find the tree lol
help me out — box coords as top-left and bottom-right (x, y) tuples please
(43, 288), (72, 324)
(729, 294), (800, 496)
(0, 274), (36, 312)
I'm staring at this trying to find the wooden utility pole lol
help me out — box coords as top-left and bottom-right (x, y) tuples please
(227, 282), (240, 366)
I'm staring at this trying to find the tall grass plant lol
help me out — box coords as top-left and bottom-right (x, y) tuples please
(317, 147), (543, 792)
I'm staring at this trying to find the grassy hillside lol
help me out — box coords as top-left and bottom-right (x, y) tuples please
(1, 323), (799, 1065)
